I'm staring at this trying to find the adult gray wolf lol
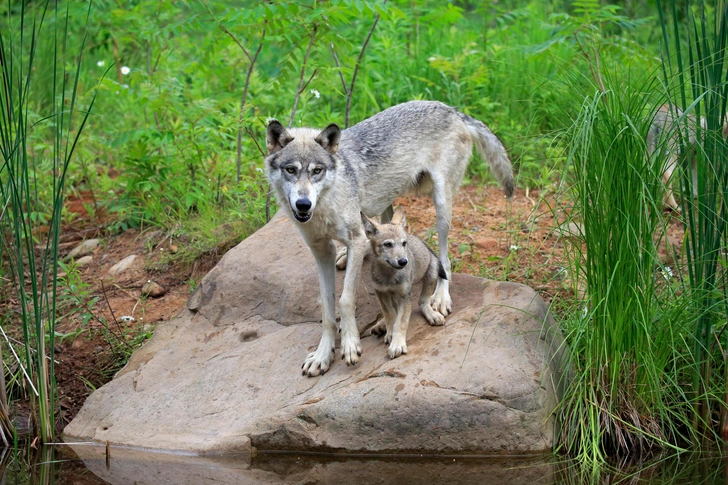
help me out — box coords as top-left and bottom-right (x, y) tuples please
(647, 103), (728, 210)
(265, 100), (514, 377)
(362, 207), (446, 360)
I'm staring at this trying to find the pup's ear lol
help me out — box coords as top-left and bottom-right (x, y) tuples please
(315, 123), (341, 153)
(361, 212), (378, 237)
(267, 119), (294, 154)
(390, 206), (407, 227)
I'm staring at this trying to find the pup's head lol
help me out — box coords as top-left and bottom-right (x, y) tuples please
(361, 207), (409, 269)
(264, 119), (341, 224)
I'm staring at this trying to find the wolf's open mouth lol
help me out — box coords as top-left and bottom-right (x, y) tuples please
(293, 211), (312, 223)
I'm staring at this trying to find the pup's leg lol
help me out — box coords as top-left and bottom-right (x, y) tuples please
(371, 291), (396, 343)
(662, 151), (679, 211)
(301, 240), (337, 377)
(388, 294), (411, 359)
(430, 177), (453, 317)
(339, 238), (366, 365)
(419, 263), (445, 326)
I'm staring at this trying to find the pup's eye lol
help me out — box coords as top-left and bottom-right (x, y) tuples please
(312, 167), (323, 175)
(383, 242), (393, 248)
(285, 166), (296, 174)
(402, 240), (407, 247)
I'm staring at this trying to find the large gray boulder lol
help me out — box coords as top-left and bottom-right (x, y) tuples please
(64, 213), (567, 455)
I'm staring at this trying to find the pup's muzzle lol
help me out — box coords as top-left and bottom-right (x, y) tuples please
(388, 257), (408, 269)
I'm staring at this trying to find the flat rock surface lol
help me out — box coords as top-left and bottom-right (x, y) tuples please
(64, 213), (567, 455)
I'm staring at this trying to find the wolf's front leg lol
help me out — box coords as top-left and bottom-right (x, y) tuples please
(339, 238), (366, 365)
(302, 240), (338, 377)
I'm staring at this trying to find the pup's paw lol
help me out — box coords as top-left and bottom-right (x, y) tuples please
(340, 333), (362, 366)
(301, 346), (335, 377)
(430, 289), (452, 317)
(335, 246), (348, 270)
(369, 318), (387, 337)
(422, 304), (446, 326)
(387, 335), (408, 359)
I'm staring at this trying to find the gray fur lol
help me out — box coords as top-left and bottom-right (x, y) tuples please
(265, 100), (514, 376)
(362, 208), (446, 359)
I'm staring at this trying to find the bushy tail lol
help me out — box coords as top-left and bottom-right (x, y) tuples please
(461, 114), (515, 197)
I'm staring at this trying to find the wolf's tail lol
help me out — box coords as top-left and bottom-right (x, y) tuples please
(460, 113), (515, 198)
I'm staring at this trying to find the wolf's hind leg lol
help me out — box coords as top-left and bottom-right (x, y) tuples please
(302, 240), (338, 377)
(420, 264), (445, 326)
(430, 176), (453, 317)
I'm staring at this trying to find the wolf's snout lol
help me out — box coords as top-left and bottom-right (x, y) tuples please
(398, 258), (408, 267)
(295, 198), (312, 212)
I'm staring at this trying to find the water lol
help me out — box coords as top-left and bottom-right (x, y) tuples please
(1, 445), (727, 484)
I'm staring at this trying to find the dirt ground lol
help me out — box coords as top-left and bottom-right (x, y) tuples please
(6, 184), (687, 429)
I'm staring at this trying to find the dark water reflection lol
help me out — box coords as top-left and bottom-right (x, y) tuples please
(1, 445), (727, 484)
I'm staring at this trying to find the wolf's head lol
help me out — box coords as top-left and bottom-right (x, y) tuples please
(264, 119), (340, 224)
(361, 207), (409, 269)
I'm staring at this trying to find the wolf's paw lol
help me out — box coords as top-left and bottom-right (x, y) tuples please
(301, 346), (335, 377)
(430, 290), (452, 317)
(340, 333), (362, 366)
(335, 246), (348, 270)
(388, 335), (408, 359)
(369, 318), (387, 337)
(422, 304), (446, 326)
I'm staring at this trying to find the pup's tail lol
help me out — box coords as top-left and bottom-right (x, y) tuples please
(460, 113), (515, 198)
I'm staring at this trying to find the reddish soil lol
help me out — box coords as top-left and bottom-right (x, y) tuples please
(4, 184), (687, 430)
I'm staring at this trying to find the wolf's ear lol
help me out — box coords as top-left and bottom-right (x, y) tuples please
(361, 212), (378, 237)
(390, 206), (407, 227)
(315, 123), (341, 153)
(267, 119), (294, 154)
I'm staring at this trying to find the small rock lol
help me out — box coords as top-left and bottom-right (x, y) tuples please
(75, 255), (93, 267)
(169, 244), (179, 253)
(142, 281), (166, 298)
(66, 239), (100, 259)
(108, 255), (137, 276)
(474, 237), (498, 251)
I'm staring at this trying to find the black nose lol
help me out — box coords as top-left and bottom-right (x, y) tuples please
(295, 198), (312, 212)
(398, 258), (408, 267)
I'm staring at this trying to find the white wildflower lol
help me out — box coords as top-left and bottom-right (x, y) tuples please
(120, 315), (135, 323)
(509, 245), (519, 252)
(97, 60), (105, 67)
(661, 266), (674, 280)
(122, 84), (129, 89)
(255, 167), (264, 173)
(310, 89), (320, 99)
(120, 66), (131, 75)
(427, 56), (437, 62)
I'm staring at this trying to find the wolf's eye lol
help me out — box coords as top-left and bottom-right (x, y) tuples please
(402, 240), (407, 247)
(383, 242), (393, 248)
(312, 167), (323, 175)
(285, 166), (296, 174)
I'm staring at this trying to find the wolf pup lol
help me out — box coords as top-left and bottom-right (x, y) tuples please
(265, 100), (514, 377)
(362, 207), (446, 359)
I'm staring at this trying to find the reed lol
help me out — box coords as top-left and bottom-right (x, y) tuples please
(657, 0), (728, 442)
(0, 0), (97, 441)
